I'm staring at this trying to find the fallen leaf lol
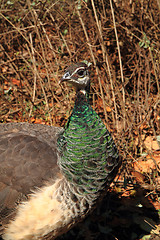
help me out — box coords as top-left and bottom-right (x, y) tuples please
(131, 170), (145, 183)
(31, 118), (46, 124)
(97, 49), (102, 54)
(11, 78), (21, 86)
(144, 136), (160, 150)
(134, 159), (155, 173)
(133, 151), (160, 173)
(106, 106), (112, 112)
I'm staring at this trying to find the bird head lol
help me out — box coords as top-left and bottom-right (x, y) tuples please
(61, 62), (90, 91)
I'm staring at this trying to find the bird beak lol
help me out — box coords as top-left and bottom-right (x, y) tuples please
(60, 72), (71, 84)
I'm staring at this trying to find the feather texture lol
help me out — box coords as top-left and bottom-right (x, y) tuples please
(58, 91), (119, 199)
(0, 63), (121, 240)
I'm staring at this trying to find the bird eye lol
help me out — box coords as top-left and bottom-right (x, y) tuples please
(77, 70), (85, 77)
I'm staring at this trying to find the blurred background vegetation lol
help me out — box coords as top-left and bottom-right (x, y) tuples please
(0, 0), (160, 239)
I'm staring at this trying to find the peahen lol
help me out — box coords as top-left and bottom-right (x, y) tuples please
(0, 62), (121, 240)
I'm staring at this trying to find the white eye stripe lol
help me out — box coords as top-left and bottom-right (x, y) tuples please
(71, 67), (86, 77)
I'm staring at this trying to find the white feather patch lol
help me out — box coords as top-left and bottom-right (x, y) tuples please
(3, 179), (67, 240)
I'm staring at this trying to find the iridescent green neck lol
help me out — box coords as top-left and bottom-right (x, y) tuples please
(57, 91), (116, 198)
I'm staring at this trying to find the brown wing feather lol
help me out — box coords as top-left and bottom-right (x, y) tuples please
(0, 123), (63, 234)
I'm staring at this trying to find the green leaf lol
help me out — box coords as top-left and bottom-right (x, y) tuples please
(63, 29), (68, 35)
(156, 135), (160, 143)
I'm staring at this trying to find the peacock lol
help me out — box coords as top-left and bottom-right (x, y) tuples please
(0, 62), (121, 240)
